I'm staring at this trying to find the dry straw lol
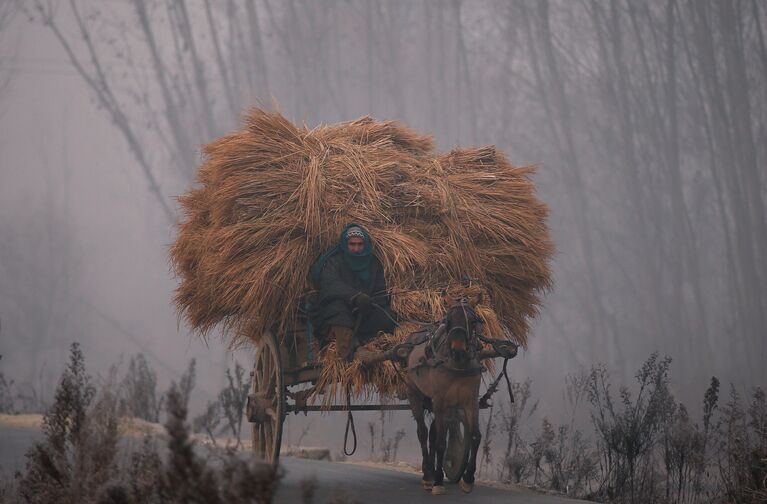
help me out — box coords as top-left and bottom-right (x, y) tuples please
(170, 109), (553, 395)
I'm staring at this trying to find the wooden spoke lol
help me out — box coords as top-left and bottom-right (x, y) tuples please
(249, 331), (284, 467)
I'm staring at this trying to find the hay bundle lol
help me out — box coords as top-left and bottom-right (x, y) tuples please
(313, 333), (408, 406)
(171, 108), (553, 367)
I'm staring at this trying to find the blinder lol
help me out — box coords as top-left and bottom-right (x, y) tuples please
(445, 300), (482, 354)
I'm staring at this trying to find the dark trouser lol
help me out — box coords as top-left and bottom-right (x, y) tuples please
(356, 305), (397, 344)
(324, 306), (397, 359)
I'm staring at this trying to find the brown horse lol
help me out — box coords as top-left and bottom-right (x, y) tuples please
(402, 296), (484, 495)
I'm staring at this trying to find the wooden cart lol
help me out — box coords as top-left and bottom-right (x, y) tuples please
(245, 323), (478, 483)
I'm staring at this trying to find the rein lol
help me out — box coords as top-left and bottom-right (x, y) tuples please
(372, 300), (517, 407)
(479, 357), (514, 408)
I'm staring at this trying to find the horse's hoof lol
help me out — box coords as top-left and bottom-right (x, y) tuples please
(460, 480), (474, 493)
(421, 480), (434, 491)
(431, 485), (446, 495)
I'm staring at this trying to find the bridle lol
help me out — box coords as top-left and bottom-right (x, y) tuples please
(445, 298), (481, 356)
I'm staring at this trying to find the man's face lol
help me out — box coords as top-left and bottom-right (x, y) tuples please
(347, 236), (365, 254)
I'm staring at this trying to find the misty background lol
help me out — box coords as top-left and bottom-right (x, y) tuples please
(1, 0), (765, 456)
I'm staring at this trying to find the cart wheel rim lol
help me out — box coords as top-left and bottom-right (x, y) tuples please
(250, 331), (284, 466)
(443, 413), (470, 483)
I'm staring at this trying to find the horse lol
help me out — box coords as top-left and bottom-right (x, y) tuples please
(402, 295), (485, 495)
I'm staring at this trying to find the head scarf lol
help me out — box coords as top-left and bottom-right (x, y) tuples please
(341, 224), (373, 283)
(310, 223), (374, 285)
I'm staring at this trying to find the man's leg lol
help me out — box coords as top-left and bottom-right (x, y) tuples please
(329, 325), (355, 360)
(357, 307), (397, 341)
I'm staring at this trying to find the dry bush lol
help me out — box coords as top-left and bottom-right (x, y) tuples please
(192, 360), (249, 448)
(478, 403), (495, 479)
(6, 344), (763, 503)
(193, 399), (222, 446)
(586, 353), (675, 503)
(119, 354), (163, 423)
(582, 356), (766, 504)
(107, 360), (281, 504)
(493, 372), (598, 496)
(380, 428), (407, 463)
(498, 377), (538, 483)
(479, 356), (767, 503)
(6, 345), (281, 504)
(659, 392), (711, 504)
(713, 385), (767, 504)
(0, 355), (14, 413)
(16, 343), (120, 503)
(0, 354), (48, 414)
(526, 417), (598, 495)
(533, 371), (599, 496)
(218, 361), (250, 446)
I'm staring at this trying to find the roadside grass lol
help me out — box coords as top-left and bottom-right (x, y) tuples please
(1, 345), (764, 503)
(3, 344), (281, 504)
(486, 354), (766, 503)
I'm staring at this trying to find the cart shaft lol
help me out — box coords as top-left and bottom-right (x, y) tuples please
(286, 403), (413, 413)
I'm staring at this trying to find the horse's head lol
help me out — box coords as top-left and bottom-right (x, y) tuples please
(443, 292), (482, 367)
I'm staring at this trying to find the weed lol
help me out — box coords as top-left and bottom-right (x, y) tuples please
(119, 354), (163, 423)
(16, 342), (119, 503)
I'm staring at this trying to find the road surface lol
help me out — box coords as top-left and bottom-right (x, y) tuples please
(276, 456), (590, 503)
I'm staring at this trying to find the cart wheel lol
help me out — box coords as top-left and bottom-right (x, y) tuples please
(248, 331), (284, 466)
(442, 411), (470, 483)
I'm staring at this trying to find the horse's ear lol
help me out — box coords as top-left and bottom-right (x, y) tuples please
(440, 290), (451, 307)
(469, 291), (483, 308)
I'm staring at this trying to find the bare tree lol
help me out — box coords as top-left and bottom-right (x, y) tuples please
(29, 0), (766, 389)
(0, 0), (19, 107)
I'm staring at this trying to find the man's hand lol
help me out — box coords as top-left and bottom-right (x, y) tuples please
(353, 292), (372, 310)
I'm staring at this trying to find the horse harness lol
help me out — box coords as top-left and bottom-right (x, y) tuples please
(371, 300), (518, 402)
(406, 302), (486, 376)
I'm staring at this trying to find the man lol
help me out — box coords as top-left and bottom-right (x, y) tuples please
(310, 224), (396, 359)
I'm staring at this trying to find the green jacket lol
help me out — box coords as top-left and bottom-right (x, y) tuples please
(312, 252), (395, 339)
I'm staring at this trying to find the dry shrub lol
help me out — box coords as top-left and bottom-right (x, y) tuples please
(119, 353), (163, 423)
(0, 355), (15, 413)
(170, 109), (553, 357)
(16, 343), (120, 504)
(714, 384), (767, 504)
(10, 345), (281, 504)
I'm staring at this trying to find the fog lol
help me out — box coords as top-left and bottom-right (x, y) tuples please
(1, 0), (765, 458)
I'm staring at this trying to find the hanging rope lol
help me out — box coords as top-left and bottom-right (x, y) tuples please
(479, 356), (514, 408)
(343, 389), (358, 456)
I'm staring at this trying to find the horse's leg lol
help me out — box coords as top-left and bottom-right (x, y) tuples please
(431, 405), (447, 495)
(428, 415), (436, 480)
(460, 403), (481, 493)
(408, 388), (434, 490)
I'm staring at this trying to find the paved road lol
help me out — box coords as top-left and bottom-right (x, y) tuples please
(0, 423), (589, 503)
(0, 426), (43, 475)
(276, 456), (589, 503)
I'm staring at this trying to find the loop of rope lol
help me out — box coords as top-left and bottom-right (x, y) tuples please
(343, 389), (358, 457)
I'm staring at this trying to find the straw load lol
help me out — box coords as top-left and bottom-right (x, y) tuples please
(170, 109), (553, 398)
